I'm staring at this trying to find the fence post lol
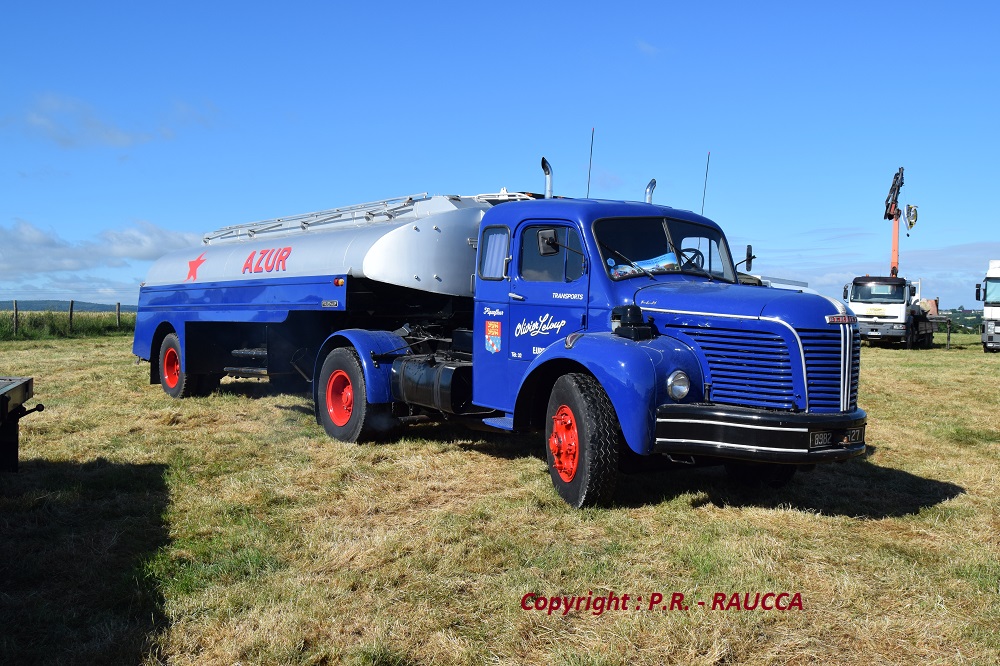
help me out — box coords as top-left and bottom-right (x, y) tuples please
(12, 300), (17, 337)
(69, 300), (74, 333)
(116, 303), (121, 328)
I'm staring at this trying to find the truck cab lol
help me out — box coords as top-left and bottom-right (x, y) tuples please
(976, 260), (1000, 353)
(462, 198), (866, 506)
(845, 276), (933, 348)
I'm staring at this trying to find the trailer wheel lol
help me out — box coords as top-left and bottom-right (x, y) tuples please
(545, 374), (619, 508)
(318, 348), (396, 443)
(159, 333), (196, 399)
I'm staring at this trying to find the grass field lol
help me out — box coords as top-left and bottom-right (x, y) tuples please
(1, 335), (998, 665)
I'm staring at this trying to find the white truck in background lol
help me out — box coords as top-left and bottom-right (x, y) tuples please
(845, 276), (936, 348)
(975, 260), (1000, 353)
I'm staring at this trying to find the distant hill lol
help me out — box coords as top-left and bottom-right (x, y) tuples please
(0, 300), (138, 313)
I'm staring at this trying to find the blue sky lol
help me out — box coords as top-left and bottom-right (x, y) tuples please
(2, 1), (998, 309)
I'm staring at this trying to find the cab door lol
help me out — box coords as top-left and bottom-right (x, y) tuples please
(508, 220), (589, 370)
(472, 224), (514, 411)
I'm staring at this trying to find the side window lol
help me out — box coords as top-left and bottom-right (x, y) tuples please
(519, 226), (584, 283)
(479, 226), (509, 280)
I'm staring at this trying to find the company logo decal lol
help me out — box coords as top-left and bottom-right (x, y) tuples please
(483, 306), (505, 316)
(514, 314), (567, 338)
(552, 292), (584, 300)
(185, 252), (207, 282)
(486, 320), (502, 353)
(242, 247), (292, 274)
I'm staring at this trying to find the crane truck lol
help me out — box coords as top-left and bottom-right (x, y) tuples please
(133, 159), (867, 508)
(975, 260), (1000, 353)
(844, 167), (935, 348)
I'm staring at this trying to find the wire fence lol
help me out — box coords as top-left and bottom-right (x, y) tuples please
(0, 301), (136, 340)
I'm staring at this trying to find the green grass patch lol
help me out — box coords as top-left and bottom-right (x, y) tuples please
(0, 309), (135, 340)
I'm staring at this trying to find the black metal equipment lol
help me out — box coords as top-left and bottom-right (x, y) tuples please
(884, 167), (904, 221)
(1, 377), (44, 472)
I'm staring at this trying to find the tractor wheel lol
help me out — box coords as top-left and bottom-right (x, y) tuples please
(545, 373), (620, 508)
(317, 348), (397, 443)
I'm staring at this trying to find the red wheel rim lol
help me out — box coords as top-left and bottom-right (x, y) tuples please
(326, 369), (354, 427)
(549, 404), (579, 482)
(163, 347), (180, 389)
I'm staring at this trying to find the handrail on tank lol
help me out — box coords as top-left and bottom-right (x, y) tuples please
(202, 193), (431, 244)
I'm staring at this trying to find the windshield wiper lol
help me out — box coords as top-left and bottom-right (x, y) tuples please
(597, 241), (656, 280)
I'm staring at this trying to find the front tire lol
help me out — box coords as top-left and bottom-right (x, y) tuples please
(317, 348), (397, 442)
(545, 374), (620, 508)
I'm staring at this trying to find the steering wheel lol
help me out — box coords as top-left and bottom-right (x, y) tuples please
(680, 247), (705, 269)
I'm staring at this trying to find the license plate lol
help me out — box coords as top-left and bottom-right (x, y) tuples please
(868, 330), (881, 336)
(810, 426), (865, 449)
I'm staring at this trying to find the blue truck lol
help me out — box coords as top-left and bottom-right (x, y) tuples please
(133, 159), (867, 507)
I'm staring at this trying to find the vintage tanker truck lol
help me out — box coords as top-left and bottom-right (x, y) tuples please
(133, 160), (867, 507)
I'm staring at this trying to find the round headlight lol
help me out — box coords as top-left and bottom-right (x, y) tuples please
(666, 370), (691, 401)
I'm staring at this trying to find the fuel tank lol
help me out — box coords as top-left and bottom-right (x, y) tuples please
(141, 195), (490, 297)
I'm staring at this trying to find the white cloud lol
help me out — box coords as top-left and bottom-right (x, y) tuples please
(0, 219), (200, 280)
(17, 94), (218, 149)
(24, 94), (153, 148)
(637, 40), (659, 56)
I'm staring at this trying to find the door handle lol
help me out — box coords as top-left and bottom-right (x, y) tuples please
(508, 292), (525, 301)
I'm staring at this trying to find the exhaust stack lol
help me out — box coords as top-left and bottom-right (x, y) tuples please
(541, 157), (552, 199)
(645, 179), (656, 203)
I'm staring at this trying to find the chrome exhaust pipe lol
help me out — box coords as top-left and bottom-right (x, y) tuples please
(645, 178), (656, 203)
(541, 157), (552, 199)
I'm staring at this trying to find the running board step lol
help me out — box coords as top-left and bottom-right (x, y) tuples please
(223, 366), (268, 377)
(482, 416), (514, 431)
(231, 348), (267, 359)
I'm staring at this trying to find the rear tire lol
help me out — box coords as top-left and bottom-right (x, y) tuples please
(159, 333), (194, 399)
(317, 348), (397, 442)
(545, 374), (619, 508)
(158, 333), (219, 398)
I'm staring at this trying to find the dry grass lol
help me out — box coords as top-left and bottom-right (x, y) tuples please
(1, 335), (998, 665)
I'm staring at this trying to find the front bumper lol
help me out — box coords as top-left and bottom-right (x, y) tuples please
(983, 327), (1000, 350)
(856, 320), (904, 340)
(654, 404), (867, 464)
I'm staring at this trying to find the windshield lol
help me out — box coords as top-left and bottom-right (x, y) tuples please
(850, 282), (906, 304)
(593, 217), (736, 282)
(985, 278), (1000, 305)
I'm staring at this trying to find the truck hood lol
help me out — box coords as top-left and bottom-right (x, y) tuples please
(631, 278), (848, 327)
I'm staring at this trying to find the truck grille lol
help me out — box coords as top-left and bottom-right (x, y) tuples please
(680, 326), (859, 413)
(799, 329), (860, 413)
(681, 329), (795, 410)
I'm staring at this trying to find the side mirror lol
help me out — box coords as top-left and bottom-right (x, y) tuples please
(537, 229), (559, 256)
(744, 245), (754, 272)
(976, 284), (982, 301)
(843, 285), (849, 300)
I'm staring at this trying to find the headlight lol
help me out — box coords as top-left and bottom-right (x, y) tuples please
(892, 324), (906, 329)
(988, 321), (996, 334)
(666, 370), (690, 401)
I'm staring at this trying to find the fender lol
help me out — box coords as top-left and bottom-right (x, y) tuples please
(134, 313), (189, 365)
(516, 332), (704, 455)
(313, 329), (408, 406)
